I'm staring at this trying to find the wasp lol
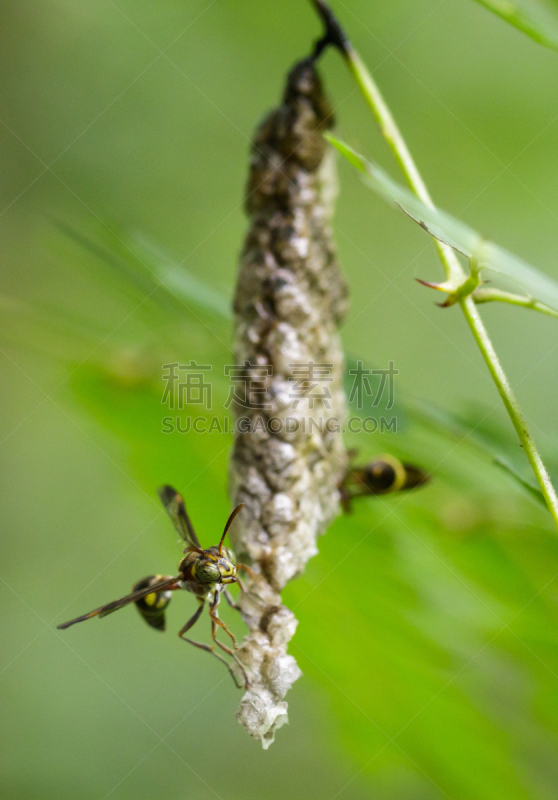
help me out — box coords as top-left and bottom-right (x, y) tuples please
(57, 486), (253, 688)
(340, 452), (429, 512)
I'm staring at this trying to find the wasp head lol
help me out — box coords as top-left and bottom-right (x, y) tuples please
(192, 546), (237, 585)
(180, 504), (244, 586)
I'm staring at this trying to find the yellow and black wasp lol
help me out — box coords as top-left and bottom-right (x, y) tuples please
(340, 452), (429, 512)
(57, 486), (253, 688)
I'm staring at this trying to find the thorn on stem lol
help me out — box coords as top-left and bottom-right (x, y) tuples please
(416, 278), (457, 307)
(416, 278), (446, 291)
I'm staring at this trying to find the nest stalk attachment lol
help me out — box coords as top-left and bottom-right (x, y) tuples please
(310, 0), (351, 59)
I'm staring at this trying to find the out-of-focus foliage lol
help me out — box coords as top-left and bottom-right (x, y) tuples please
(473, 0), (558, 51)
(2, 2), (558, 800)
(4, 221), (558, 800)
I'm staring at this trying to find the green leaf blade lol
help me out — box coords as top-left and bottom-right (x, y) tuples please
(329, 135), (558, 312)
(473, 0), (558, 52)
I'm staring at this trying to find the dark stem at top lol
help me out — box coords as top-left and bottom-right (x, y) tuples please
(310, 0), (351, 59)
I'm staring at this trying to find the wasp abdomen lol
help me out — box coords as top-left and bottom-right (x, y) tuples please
(132, 575), (173, 631)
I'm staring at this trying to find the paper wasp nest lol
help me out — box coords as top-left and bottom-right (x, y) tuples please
(229, 57), (349, 746)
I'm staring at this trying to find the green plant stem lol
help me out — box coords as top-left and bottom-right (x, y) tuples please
(461, 296), (558, 526)
(337, 33), (558, 527)
(473, 287), (558, 319)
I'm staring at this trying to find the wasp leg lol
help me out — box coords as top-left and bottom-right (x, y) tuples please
(234, 567), (267, 611)
(181, 636), (243, 689)
(209, 594), (250, 689)
(237, 563), (258, 579)
(177, 598), (205, 637)
(177, 600), (241, 688)
(224, 588), (240, 611)
(227, 582), (267, 615)
(209, 592), (237, 647)
(338, 485), (353, 514)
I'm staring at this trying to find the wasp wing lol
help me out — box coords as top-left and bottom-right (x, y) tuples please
(158, 485), (201, 548)
(57, 576), (179, 629)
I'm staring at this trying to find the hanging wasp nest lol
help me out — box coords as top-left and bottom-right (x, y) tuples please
(228, 56), (349, 747)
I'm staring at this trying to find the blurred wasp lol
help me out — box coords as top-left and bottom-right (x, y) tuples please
(340, 452), (429, 512)
(57, 486), (253, 688)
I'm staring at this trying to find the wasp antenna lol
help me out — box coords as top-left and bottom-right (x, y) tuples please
(219, 504), (245, 555)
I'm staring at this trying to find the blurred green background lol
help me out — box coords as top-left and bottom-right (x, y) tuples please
(2, 1), (558, 798)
